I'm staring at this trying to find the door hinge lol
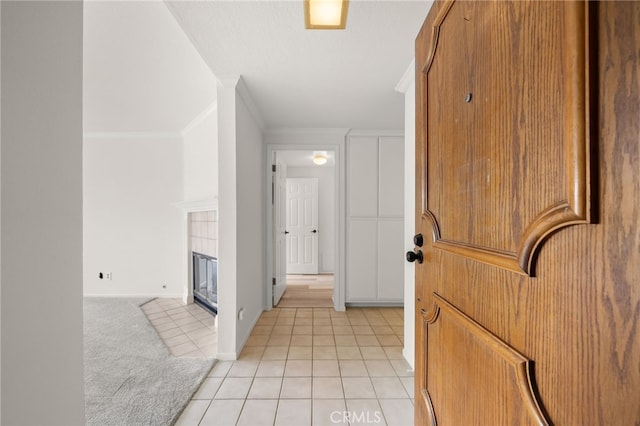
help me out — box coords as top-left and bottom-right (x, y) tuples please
(272, 164), (276, 172)
(272, 277), (276, 286)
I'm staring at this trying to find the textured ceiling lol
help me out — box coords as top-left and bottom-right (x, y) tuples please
(166, 1), (432, 130)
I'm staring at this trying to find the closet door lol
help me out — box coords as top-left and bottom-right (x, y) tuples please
(347, 135), (404, 303)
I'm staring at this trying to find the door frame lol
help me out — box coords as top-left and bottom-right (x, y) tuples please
(265, 142), (346, 311)
(272, 155), (288, 306)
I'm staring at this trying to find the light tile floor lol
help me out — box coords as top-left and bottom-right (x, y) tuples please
(141, 298), (217, 358)
(176, 306), (414, 426)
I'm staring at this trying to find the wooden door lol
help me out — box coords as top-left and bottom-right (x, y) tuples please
(286, 178), (319, 274)
(414, 1), (640, 425)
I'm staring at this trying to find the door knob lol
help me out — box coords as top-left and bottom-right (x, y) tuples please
(284, 231), (289, 234)
(311, 229), (317, 233)
(413, 233), (424, 247)
(406, 250), (423, 264)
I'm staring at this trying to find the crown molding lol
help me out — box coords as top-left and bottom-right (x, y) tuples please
(217, 75), (266, 132)
(83, 132), (182, 140)
(265, 127), (351, 136)
(235, 76), (266, 131)
(181, 101), (218, 136)
(346, 129), (404, 137)
(395, 59), (415, 94)
(172, 197), (219, 212)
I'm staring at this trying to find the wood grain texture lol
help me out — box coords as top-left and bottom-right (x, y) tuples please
(414, 1), (640, 424)
(422, 0), (592, 276)
(423, 294), (549, 425)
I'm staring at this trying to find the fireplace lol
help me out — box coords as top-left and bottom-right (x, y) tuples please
(193, 252), (217, 314)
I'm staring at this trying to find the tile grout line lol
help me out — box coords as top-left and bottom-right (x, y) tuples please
(181, 305), (411, 425)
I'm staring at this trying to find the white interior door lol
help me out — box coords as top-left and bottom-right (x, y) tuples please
(286, 178), (319, 274)
(273, 159), (287, 305)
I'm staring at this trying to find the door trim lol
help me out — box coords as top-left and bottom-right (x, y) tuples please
(265, 143), (346, 311)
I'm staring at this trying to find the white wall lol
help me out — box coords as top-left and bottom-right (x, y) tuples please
(183, 104), (218, 201)
(287, 166), (335, 273)
(83, 0), (217, 299)
(235, 92), (265, 353)
(1, 2), (85, 423)
(83, 1), (217, 134)
(216, 77), (265, 359)
(83, 137), (184, 297)
(216, 79), (238, 359)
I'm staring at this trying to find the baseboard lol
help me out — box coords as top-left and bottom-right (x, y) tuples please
(402, 347), (415, 372)
(236, 309), (263, 354)
(345, 302), (404, 307)
(216, 352), (238, 361)
(84, 293), (184, 299)
(214, 309), (263, 361)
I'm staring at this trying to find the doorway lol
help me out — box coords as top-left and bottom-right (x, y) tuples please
(266, 146), (344, 310)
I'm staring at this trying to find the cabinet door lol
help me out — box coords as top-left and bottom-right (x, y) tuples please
(346, 220), (377, 301)
(378, 137), (404, 217)
(348, 136), (378, 217)
(377, 220), (404, 301)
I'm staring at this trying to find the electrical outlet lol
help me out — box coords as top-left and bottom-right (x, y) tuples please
(105, 272), (112, 280)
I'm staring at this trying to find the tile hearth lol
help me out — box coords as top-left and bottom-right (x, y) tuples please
(142, 298), (217, 358)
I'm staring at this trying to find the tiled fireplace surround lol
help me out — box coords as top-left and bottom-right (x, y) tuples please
(190, 210), (218, 259)
(142, 203), (220, 358)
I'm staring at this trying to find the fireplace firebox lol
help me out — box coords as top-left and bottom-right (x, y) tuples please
(193, 252), (217, 314)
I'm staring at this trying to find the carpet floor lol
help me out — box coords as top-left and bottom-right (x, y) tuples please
(84, 298), (215, 426)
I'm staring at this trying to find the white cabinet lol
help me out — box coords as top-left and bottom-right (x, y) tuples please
(377, 220), (404, 300)
(347, 220), (378, 300)
(347, 134), (404, 304)
(348, 136), (379, 217)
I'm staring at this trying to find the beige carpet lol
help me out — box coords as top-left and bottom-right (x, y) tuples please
(277, 274), (334, 308)
(84, 298), (214, 426)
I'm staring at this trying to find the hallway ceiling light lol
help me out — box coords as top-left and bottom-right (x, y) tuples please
(313, 152), (328, 165)
(304, 0), (349, 30)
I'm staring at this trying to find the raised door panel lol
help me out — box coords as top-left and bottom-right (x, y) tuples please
(422, 0), (591, 276)
(411, 1), (636, 425)
(348, 136), (379, 217)
(377, 220), (404, 301)
(347, 220), (378, 301)
(378, 136), (404, 217)
(422, 295), (547, 426)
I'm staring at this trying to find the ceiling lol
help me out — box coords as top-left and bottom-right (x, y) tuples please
(277, 150), (336, 168)
(83, 1), (432, 134)
(165, 0), (433, 130)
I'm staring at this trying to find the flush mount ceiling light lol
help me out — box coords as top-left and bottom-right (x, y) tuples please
(313, 152), (328, 165)
(304, 0), (349, 30)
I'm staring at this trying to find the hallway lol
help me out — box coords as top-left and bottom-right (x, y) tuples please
(176, 306), (413, 425)
(277, 274), (334, 308)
